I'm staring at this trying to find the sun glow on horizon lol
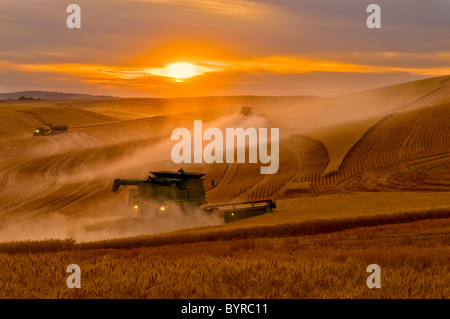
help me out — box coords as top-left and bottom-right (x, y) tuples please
(145, 62), (214, 81)
(167, 62), (198, 79)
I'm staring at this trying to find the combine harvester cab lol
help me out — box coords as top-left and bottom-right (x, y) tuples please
(112, 170), (207, 218)
(33, 126), (48, 136)
(112, 169), (276, 222)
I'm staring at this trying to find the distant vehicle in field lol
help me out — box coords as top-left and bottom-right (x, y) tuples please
(112, 169), (276, 222)
(33, 124), (68, 136)
(240, 106), (252, 116)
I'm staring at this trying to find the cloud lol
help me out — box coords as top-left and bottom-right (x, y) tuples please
(126, 0), (281, 18)
(206, 55), (450, 76)
(3, 54), (449, 83)
(1, 52), (449, 97)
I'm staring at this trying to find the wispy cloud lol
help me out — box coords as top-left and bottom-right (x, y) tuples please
(0, 13), (9, 22)
(2, 53), (449, 94)
(0, 60), (219, 88)
(207, 55), (450, 76)
(126, 0), (280, 18)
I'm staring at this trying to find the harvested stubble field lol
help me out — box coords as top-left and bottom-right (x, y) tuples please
(0, 76), (449, 298)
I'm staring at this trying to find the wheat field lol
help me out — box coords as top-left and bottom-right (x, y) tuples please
(0, 217), (448, 298)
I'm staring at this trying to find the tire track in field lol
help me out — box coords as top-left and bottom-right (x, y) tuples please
(0, 121), (168, 223)
(334, 104), (450, 191)
(0, 111), (142, 221)
(283, 135), (330, 193)
(241, 143), (301, 201)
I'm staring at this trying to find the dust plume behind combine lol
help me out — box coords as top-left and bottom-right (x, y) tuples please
(0, 111), (274, 242)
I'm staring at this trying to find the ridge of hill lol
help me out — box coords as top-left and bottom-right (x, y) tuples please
(0, 91), (116, 100)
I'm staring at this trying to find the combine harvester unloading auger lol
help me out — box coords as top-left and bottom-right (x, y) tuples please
(112, 169), (276, 222)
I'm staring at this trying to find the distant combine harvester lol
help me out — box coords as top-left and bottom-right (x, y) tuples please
(240, 106), (252, 116)
(33, 124), (68, 136)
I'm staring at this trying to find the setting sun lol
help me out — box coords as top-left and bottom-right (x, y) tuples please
(166, 62), (198, 79)
(144, 62), (218, 85)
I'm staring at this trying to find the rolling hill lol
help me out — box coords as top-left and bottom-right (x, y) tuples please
(0, 75), (449, 299)
(0, 75), (448, 240)
(0, 91), (116, 100)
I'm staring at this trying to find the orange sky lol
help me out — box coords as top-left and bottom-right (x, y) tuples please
(0, 0), (449, 97)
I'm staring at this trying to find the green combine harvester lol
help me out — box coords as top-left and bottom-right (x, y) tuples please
(112, 169), (276, 222)
(33, 124), (68, 136)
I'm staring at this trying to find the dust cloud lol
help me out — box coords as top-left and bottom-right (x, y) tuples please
(0, 111), (309, 243)
(0, 111), (328, 243)
(2, 77), (446, 243)
(2, 115), (274, 243)
(0, 204), (224, 243)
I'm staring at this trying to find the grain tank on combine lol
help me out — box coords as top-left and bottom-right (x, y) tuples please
(112, 169), (276, 222)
